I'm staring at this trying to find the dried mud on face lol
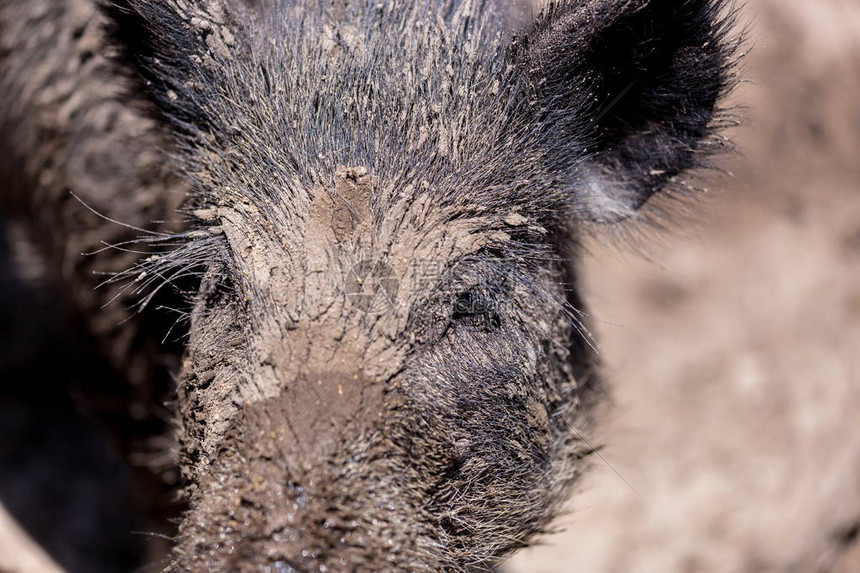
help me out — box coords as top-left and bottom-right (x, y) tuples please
(506, 0), (860, 571)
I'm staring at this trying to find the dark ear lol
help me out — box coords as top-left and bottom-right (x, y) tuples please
(513, 0), (737, 222)
(101, 0), (242, 137)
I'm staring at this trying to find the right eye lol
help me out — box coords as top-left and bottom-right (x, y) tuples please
(449, 289), (503, 332)
(452, 290), (487, 318)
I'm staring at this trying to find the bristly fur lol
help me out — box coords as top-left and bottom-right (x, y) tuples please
(100, 0), (741, 310)
(87, 1), (742, 571)
(103, 0), (739, 224)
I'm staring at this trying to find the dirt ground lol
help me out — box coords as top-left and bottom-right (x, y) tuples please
(506, 1), (860, 572)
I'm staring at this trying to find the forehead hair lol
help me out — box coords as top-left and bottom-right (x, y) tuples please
(188, 0), (573, 229)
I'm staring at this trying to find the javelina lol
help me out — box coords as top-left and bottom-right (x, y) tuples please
(0, 0), (737, 571)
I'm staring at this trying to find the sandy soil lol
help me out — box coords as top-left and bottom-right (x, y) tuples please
(506, 1), (860, 571)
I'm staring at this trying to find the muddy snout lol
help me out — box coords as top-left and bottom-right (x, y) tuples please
(239, 369), (389, 461)
(173, 371), (423, 572)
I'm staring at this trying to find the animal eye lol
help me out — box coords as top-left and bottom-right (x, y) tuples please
(452, 290), (489, 318)
(449, 289), (502, 331)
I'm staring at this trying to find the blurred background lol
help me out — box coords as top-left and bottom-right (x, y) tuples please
(507, 0), (860, 571)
